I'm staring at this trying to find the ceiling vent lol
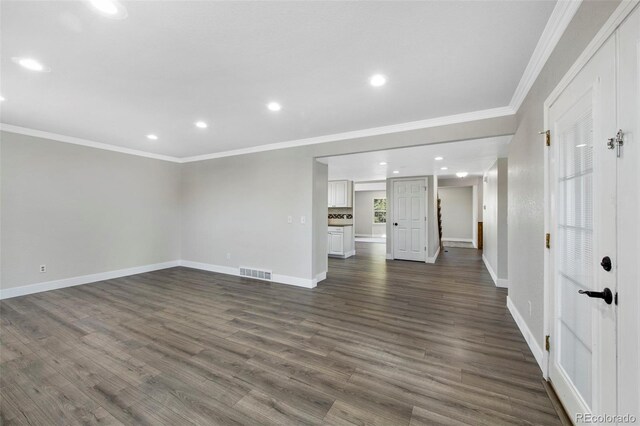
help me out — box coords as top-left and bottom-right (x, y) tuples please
(239, 267), (272, 281)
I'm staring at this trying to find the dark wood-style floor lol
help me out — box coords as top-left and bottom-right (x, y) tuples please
(1, 243), (562, 425)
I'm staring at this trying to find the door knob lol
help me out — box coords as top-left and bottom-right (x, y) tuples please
(601, 256), (612, 271)
(578, 288), (613, 305)
(394, 222), (398, 226)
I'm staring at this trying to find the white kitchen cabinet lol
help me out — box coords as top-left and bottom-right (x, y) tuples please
(328, 232), (344, 255)
(328, 180), (353, 207)
(328, 225), (354, 258)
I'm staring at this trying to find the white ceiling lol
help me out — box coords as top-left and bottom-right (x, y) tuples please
(320, 136), (511, 181)
(1, 1), (554, 158)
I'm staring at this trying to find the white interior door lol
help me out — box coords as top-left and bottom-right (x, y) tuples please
(548, 35), (617, 420)
(393, 179), (425, 261)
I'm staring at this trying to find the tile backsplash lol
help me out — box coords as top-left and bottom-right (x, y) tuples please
(328, 208), (353, 225)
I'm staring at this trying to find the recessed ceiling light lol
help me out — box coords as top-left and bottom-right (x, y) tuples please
(379, 162), (387, 166)
(456, 172), (469, 178)
(267, 102), (282, 112)
(576, 143), (587, 148)
(440, 167), (448, 170)
(434, 156), (444, 161)
(87, 0), (127, 19)
(195, 121), (208, 129)
(370, 74), (387, 87)
(392, 170), (400, 174)
(12, 57), (50, 72)
(146, 134), (158, 140)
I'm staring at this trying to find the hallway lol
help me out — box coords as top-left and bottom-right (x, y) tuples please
(1, 243), (562, 425)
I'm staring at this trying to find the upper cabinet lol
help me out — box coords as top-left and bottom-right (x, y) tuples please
(328, 180), (353, 207)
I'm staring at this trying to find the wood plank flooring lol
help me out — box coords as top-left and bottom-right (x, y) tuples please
(0, 243), (562, 425)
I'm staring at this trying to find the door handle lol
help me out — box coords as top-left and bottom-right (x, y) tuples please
(601, 256), (612, 271)
(578, 288), (613, 305)
(394, 223), (398, 226)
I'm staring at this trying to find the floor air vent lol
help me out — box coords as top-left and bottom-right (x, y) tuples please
(239, 267), (272, 281)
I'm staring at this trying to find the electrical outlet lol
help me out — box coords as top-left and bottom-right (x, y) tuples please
(287, 216), (292, 224)
(226, 253), (231, 260)
(528, 301), (532, 316)
(300, 216), (306, 224)
(39, 264), (46, 273)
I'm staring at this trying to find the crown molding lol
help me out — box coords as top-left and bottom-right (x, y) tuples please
(509, 0), (582, 113)
(0, 124), (182, 163)
(179, 106), (515, 163)
(2, 106), (515, 164)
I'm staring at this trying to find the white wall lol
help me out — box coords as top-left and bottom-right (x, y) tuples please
(354, 190), (386, 237)
(483, 158), (508, 286)
(180, 148), (316, 286)
(438, 186), (473, 241)
(0, 131), (181, 292)
(312, 161), (328, 279)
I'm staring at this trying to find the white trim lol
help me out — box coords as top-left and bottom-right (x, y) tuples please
(482, 253), (498, 285)
(426, 246), (440, 264)
(0, 124), (182, 163)
(314, 271), (327, 286)
(179, 260), (316, 288)
(545, 0), (640, 108)
(328, 249), (355, 259)
(385, 253), (394, 260)
(496, 278), (509, 289)
(0, 261), (180, 300)
(441, 237), (473, 243)
(507, 296), (544, 371)
(509, 1), (582, 112)
(542, 0), (640, 380)
(180, 106), (514, 162)
(0, 106), (515, 164)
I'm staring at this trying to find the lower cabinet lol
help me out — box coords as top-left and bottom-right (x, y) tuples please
(328, 226), (354, 258)
(328, 232), (344, 255)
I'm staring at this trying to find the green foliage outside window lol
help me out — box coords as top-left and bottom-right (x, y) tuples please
(373, 198), (387, 223)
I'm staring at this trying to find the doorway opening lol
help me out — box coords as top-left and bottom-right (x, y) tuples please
(316, 135), (511, 275)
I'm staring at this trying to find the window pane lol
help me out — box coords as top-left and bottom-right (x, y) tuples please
(373, 198), (387, 212)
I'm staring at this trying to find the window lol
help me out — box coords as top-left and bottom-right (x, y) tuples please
(373, 198), (387, 223)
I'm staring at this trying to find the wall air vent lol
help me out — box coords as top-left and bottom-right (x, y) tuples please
(239, 267), (272, 281)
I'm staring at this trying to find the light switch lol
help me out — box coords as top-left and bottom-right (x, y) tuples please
(300, 216), (306, 224)
(287, 216), (293, 224)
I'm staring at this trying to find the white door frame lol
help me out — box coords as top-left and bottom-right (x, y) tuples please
(387, 176), (429, 262)
(542, 0), (639, 411)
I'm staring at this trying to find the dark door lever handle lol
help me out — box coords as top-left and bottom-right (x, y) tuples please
(394, 223), (398, 226)
(578, 288), (613, 305)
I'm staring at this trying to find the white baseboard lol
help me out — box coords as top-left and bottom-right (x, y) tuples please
(482, 254), (498, 285)
(482, 254), (509, 288)
(507, 296), (544, 371)
(442, 238), (473, 243)
(179, 260), (316, 288)
(314, 271), (327, 285)
(426, 246), (440, 264)
(0, 261), (180, 300)
(386, 253), (394, 260)
(328, 250), (355, 259)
